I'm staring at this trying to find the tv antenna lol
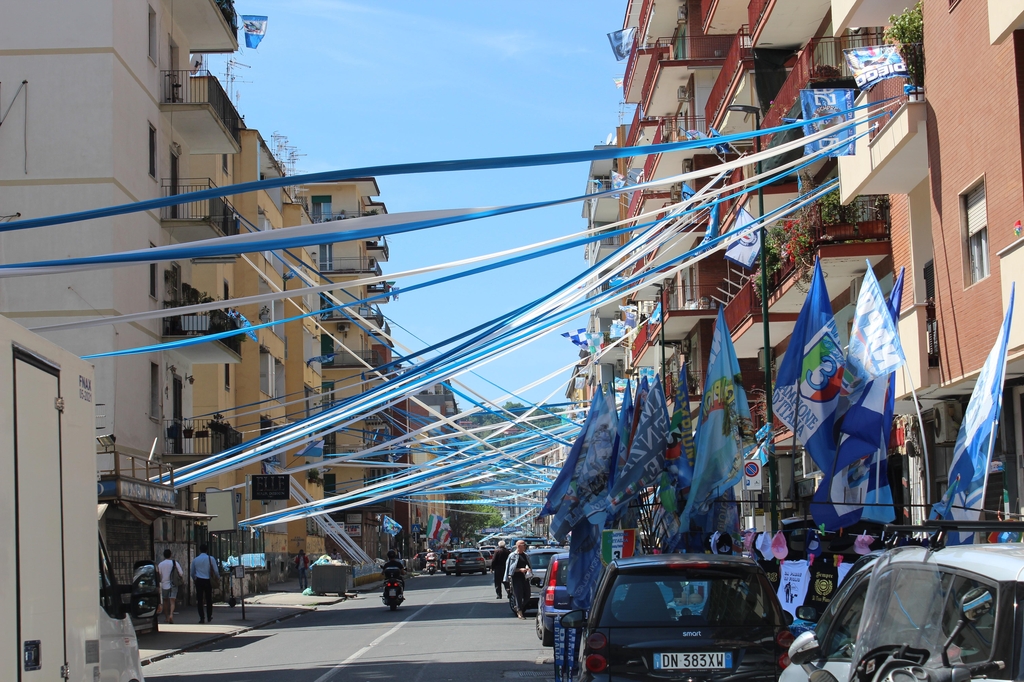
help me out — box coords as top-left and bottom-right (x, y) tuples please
(223, 58), (251, 104)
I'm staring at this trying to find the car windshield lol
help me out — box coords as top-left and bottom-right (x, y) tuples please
(528, 551), (557, 571)
(598, 569), (782, 628)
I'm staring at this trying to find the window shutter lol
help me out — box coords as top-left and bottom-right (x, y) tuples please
(966, 184), (987, 236)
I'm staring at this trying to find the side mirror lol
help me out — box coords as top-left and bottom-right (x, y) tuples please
(789, 631), (823, 666)
(796, 606), (819, 622)
(961, 587), (993, 622)
(560, 609), (587, 629)
(128, 564), (161, 619)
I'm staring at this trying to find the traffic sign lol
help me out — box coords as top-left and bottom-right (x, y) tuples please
(743, 460), (763, 490)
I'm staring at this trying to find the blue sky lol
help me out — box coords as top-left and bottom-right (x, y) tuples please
(210, 1), (626, 407)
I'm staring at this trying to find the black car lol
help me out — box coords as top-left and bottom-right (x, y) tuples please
(564, 554), (794, 682)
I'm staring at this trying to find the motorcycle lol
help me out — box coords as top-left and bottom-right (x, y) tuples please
(425, 555), (438, 575)
(792, 546), (1004, 682)
(382, 566), (405, 611)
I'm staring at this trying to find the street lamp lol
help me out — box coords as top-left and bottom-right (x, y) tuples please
(727, 104), (779, 533)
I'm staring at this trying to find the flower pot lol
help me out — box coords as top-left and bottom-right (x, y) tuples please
(182, 428), (194, 438)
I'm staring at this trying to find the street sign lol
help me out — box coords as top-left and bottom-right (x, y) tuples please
(251, 474), (289, 500)
(601, 529), (637, 565)
(743, 460), (763, 491)
(411, 524), (422, 533)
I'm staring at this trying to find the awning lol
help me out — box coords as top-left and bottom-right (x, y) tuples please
(115, 500), (214, 524)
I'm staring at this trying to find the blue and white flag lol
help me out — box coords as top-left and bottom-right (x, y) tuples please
(620, 305), (638, 329)
(801, 89), (856, 157)
(566, 518), (603, 611)
(296, 439), (324, 458)
(306, 354), (335, 367)
(932, 284), (1015, 544)
(382, 516), (402, 536)
(772, 259), (844, 474)
(702, 202), (721, 244)
(607, 27), (636, 61)
(724, 208), (760, 269)
(847, 263), (905, 386)
(241, 15), (268, 49)
(562, 328), (589, 349)
(227, 309), (259, 342)
(843, 45), (908, 91)
(539, 390), (601, 523)
(680, 308), (756, 533)
(608, 380), (634, 488)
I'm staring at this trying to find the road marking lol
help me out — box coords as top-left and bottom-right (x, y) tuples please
(312, 587), (451, 682)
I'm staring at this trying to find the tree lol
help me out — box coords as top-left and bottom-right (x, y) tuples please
(446, 492), (504, 545)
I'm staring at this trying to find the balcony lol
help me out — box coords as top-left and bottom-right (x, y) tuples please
(705, 27), (753, 128)
(318, 256), (382, 276)
(626, 34), (734, 117)
(322, 349), (383, 369)
(750, 0), (833, 49)
(660, 283), (722, 341)
(163, 0), (238, 52)
(162, 310), (243, 364)
(163, 417), (244, 460)
(366, 236), (390, 262)
(833, 0), (914, 35)
(159, 70), (241, 154)
(990, 0), (1024, 43)
(759, 31), (885, 138)
(367, 281), (393, 301)
(702, 0), (751, 35)
(160, 178), (239, 242)
(838, 47), (927, 202)
(310, 208), (379, 223)
(320, 304), (384, 329)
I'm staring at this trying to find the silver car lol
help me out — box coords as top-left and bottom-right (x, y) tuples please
(444, 549), (487, 576)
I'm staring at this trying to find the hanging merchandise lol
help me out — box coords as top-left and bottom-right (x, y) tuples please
(759, 557), (781, 591)
(843, 45), (909, 91)
(800, 89), (857, 157)
(756, 531), (774, 560)
(771, 530), (789, 560)
(853, 532), (873, 555)
(241, 15), (268, 49)
(803, 557), (838, 620)
(776, 559), (810, 618)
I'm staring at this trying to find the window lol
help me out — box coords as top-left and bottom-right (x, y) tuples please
(311, 195), (332, 222)
(147, 7), (157, 63)
(323, 473), (336, 495)
(224, 363), (230, 391)
(819, 577), (869, 660)
(150, 362), (160, 417)
(964, 182), (989, 284)
(148, 124), (156, 178)
(259, 349), (272, 395)
(149, 242), (157, 298)
(274, 359), (285, 400)
(222, 153), (229, 173)
(321, 381), (335, 410)
(223, 279), (230, 301)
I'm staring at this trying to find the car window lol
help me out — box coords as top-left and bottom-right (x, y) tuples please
(462, 551), (481, 559)
(528, 552), (556, 571)
(820, 578), (869, 660)
(598, 570), (782, 628)
(942, 574), (996, 665)
(556, 559), (568, 585)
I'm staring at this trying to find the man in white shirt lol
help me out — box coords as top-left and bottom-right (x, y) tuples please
(190, 544), (218, 623)
(156, 549), (183, 624)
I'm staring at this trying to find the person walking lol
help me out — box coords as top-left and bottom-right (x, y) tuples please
(294, 549), (310, 591)
(491, 540), (510, 599)
(156, 549), (183, 624)
(503, 540), (532, 619)
(190, 544), (218, 623)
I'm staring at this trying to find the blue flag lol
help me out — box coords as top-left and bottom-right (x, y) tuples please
(772, 259), (844, 474)
(566, 518), (603, 611)
(241, 15), (268, 49)
(585, 378), (669, 527)
(606, 27), (636, 61)
(538, 390), (601, 522)
(932, 284), (1015, 544)
(801, 89), (856, 157)
(847, 263), (906, 385)
(608, 381), (634, 488)
(702, 202), (721, 244)
(680, 308), (756, 533)
(724, 208), (760, 269)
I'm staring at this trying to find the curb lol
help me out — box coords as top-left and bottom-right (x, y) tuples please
(140, 608), (310, 666)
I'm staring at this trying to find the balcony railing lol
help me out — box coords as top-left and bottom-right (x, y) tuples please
(318, 256), (382, 276)
(760, 31), (885, 137)
(366, 236), (390, 260)
(926, 301), (939, 368)
(310, 209), (379, 223)
(322, 349), (383, 368)
(164, 417), (244, 456)
(97, 451), (174, 487)
(162, 310), (242, 354)
(216, 0), (239, 33)
(865, 43), (925, 142)
(160, 70), (240, 145)
(367, 281), (392, 295)
(705, 26), (753, 127)
(160, 178), (239, 236)
(646, 34), (735, 61)
(723, 278), (760, 332)
(320, 304), (384, 328)
(665, 284), (721, 312)
(748, 0), (769, 36)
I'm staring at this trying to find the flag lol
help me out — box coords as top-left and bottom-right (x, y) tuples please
(610, 320), (627, 338)
(846, 263), (906, 386)
(812, 269), (904, 531)
(585, 378), (670, 527)
(932, 284), (1015, 544)
(665, 364), (697, 490)
(613, 77), (624, 88)
(562, 328), (589, 349)
(772, 259), (845, 474)
(680, 308), (756, 534)
(724, 208), (760, 269)
(607, 27), (636, 61)
(549, 388), (618, 541)
(382, 516), (402, 536)
(620, 305), (638, 329)
(610, 171), (627, 196)
(567, 517), (603, 610)
(801, 89), (856, 157)
(609, 380), (635, 488)
(241, 15), (268, 49)
(538, 389), (604, 522)
(707, 127), (732, 156)
(227, 310), (259, 342)
(843, 45), (908, 91)
(306, 354), (336, 367)
(425, 514), (443, 540)
(701, 202), (721, 244)
(587, 332), (605, 355)
(296, 439), (324, 458)
(650, 303), (662, 325)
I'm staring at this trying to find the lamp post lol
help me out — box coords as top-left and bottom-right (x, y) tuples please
(727, 104), (779, 533)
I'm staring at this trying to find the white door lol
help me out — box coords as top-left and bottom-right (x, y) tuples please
(14, 351), (67, 680)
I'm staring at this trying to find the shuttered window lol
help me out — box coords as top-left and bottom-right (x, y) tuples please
(966, 184), (987, 236)
(964, 182), (989, 284)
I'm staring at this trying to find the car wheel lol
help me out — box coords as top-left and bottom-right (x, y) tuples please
(539, 616), (554, 646)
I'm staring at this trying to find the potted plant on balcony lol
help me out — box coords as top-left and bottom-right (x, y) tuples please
(885, 1), (924, 98)
(306, 468), (322, 486)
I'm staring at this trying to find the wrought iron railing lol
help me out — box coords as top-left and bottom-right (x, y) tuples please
(321, 349), (383, 368)
(926, 301), (940, 368)
(160, 178), (238, 236)
(705, 26), (753, 127)
(665, 284), (721, 312)
(162, 310), (243, 354)
(160, 70), (240, 145)
(318, 256), (382, 275)
(164, 417), (243, 456)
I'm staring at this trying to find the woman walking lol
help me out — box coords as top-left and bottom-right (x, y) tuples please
(504, 540), (532, 619)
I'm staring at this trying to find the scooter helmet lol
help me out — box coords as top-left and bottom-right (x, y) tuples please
(387, 550), (397, 560)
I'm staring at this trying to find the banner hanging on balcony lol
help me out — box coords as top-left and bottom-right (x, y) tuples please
(800, 89), (856, 157)
(842, 45), (908, 91)
(607, 27), (636, 61)
(724, 208), (759, 269)
(242, 15), (268, 49)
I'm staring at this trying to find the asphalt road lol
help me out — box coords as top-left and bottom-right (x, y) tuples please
(145, 572), (553, 682)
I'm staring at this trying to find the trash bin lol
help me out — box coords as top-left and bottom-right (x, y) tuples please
(310, 564), (353, 595)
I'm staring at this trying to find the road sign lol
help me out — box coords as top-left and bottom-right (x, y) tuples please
(743, 460), (763, 490)
(251, 474), (289, 500)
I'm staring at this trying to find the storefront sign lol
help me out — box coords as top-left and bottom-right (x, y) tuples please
(346, 513), (362, 524)
(344, 524), (362, 537)
(97, 478), (176, 507)
(251, 474), (289, 501)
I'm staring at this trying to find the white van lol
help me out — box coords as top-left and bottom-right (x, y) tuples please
(0, 315), (159, 681)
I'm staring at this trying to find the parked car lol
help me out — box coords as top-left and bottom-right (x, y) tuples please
(445, 549), (487, 576)
(563, 554), (794, 682)
(785, 542), (1024, 682)
(526, 548), (562, 585)
(536, 552), (570, 646)
(480, 548), (495, 568)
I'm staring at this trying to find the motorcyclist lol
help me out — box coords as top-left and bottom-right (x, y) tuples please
(383, 550), (406, 585)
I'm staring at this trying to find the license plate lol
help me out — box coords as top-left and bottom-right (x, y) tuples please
(388, 589), (397, 596)
(653, 652), (731, 670)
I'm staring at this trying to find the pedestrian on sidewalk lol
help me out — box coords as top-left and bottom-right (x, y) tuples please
(294, 549), (310, 591)
(491, 540), (510, 599)
(504, 540), (532, 619)
(156, 549), (184, 624)
(190, 544), (218, 624)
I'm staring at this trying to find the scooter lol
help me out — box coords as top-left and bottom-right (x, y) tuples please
(425, 559), (438, 575)
(382, 566), (405, 611)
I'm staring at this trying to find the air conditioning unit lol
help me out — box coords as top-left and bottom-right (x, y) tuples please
(671, 183), (683, 202)
(757, 348), (776, 373)
(677, 85), (689, 101)
(678, 5), (688, 21)
(849, 276), (861, 304)
(934, 400), (963, 444)
(337, 322), (350, 333)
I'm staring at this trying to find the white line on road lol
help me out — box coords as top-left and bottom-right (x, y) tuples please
(312, 584), (455, 682)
